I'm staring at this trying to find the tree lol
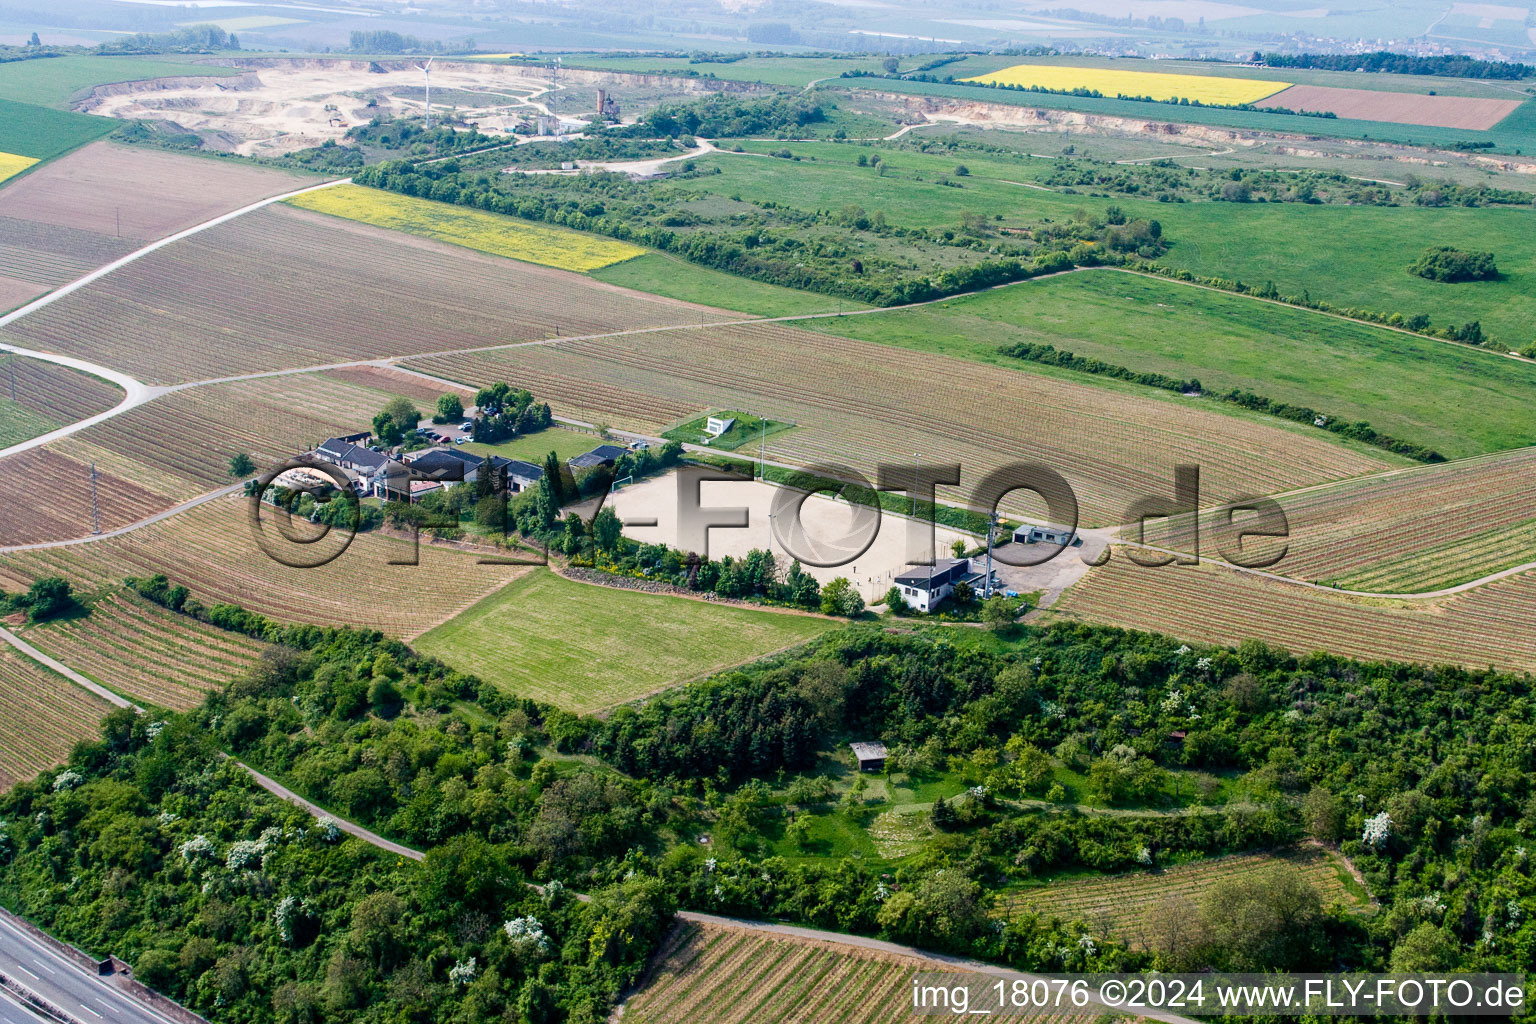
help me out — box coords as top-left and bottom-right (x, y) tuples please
(542, 451), (565, 504)
(950, 539), (967, 558)
(981, 596), (1013, 632)
(1302, 786), (1346, 842)
(786, 815), (812, 849)
(784, 560), (820, 607)
(820, 577), (863, 617)
(1389, 922), (1460, 971)
(1200, 867), (1323, 970)
(228, 452), (256, 478)
(25, 577), (72, 622)
(883, 585), (907, 615)
(881, 56), (899, 73)
(28, 31), (41, 46)
(591, 506), (623, 552)
(435, 393), (464, 422)
(373, 397), (421, 445)
(951, 580), (975, 606)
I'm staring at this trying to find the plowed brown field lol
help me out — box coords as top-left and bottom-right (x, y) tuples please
(0, 204), (736, 384)
(1256, 85), (1520, 129)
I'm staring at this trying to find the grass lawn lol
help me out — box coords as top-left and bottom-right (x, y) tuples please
(803, 270), (1536, 459)
(457, 426), (597, 463)
(0, 55), (239, 108)
(661, 410), (794, 451)
(0, 99), (115, 162)
(413, 568), (836, 712)
(590, 253), (854, 318)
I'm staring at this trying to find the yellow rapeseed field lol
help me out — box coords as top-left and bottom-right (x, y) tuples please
(961, 64), (1290, 105)
(0, 151), (39, 186)
(286, 184), (644, 272)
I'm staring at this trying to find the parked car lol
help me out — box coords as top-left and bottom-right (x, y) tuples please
(454, 437), (468, 445)
(460, 421), (473, 432)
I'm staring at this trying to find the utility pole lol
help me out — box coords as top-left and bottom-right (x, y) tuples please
(760, 416), (767, 479)
(984, 509), (999, 599)
(89, 463), (102, 535)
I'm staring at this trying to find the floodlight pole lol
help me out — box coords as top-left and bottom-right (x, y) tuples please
(760, 416), (767, 479)
(911, 452), (918, 517)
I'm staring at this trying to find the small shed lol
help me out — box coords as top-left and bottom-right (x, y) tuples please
(849, 741), (888, 773)
(705, 415), (736, 438)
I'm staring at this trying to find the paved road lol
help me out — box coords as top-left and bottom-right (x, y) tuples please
(0, 628), (135, 711)
(0, 915), (180, 1024)
(0, 987), (47, 1024)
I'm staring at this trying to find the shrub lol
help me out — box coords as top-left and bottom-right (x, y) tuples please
(1408, 246), (1498, 282)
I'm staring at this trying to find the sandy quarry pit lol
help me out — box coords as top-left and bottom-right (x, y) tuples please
(76, 58), (764, 158)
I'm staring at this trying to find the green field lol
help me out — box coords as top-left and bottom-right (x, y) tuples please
(804, 270), (1536, 459)
(0, 55), (238, 108)
(0, 98), (115, 162)
(689, 138), (1536, 355)
(832, 77), (1536, 154)
(591, 253), (850, 317)
(540, 53), (897, 89)
(0, 397), (57, 447)
(457, 426), (599, 463)
(1146, 201), (1536, 355)
(413, 568), (835, 711)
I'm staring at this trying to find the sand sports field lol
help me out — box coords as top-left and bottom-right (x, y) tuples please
(1257, 84), (1521, 129)
(604, 468), (972, 601)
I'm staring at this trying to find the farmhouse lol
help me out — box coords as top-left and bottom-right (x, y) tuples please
(405, 449), (546, 493)
(893, 557), (988, 613)
(311, 438), (407, 498)
(569, 444), (630, 469)
(403, 449), (472, 484)
(850, 742), (888, 772)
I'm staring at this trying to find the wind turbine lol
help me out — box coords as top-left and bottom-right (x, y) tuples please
(414, 56), (434, 128)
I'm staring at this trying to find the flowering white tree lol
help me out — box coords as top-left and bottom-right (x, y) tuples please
(51, 769), (83, 792)
(179, 835), (216, 862)
(503, 916), (550, 954)
(449, 958), (477, 985)
(274, 895), (303, 943)
(1362, 811), (1393, 849)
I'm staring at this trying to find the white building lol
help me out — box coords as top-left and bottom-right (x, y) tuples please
(892, 557), (986, 613)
